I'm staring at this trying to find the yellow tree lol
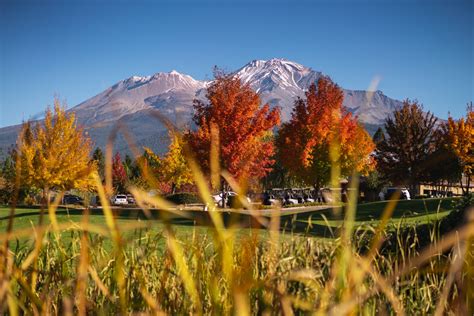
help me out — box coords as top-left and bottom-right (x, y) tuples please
(16, 99), (95, 201)
(139, 135), (193, 193)
(162, 133), (193, 193)
(447, 103), (474, 193)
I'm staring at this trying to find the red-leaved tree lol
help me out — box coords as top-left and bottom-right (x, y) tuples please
(185, 71), (281, 187)
(112, 152), (127, 193)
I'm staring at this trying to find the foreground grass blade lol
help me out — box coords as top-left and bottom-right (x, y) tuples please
(164, 226), (202, 313)
(93, 172), (127, 312)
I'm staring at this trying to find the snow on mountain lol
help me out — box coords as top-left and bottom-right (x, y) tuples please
(0, 58), (404, 156)
(72, 70), (205, 126)
(342, 89), (402, 126)
(234, 58), (403, 122)
(234, 58), (323, 120)
(236, 59), (322, 91)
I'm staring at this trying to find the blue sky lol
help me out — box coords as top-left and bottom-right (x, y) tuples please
(0, 0), (472, 127)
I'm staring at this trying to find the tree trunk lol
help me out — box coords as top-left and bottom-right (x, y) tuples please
(467, 175), (471, 195)
(460, 175), (466, 195)
(221, 181), (229, 208)
(313, 183), (321, 203)
(39, 187), (49, 226)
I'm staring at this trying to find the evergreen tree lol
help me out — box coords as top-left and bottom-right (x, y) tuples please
(123, 154), (140, 181)
(372, 127), (386, 145)
(92, 147), (105, 179)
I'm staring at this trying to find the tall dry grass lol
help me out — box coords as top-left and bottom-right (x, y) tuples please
(0, 114), (472, 315)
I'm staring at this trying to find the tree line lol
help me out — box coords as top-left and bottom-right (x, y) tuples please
(0, 71), (472, 204)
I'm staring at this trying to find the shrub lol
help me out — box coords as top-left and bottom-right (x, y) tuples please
(166, 192), (202, 205)
(441, 193), (474, 233)
(413, 194), (430, 199)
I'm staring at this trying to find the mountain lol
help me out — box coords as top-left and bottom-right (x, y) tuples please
(0, 58), (403, 157)
(234, 59), (403, 123)
(73, 70), (206, 126)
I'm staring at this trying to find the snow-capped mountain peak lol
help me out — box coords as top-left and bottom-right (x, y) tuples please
(59, 58), (401, 127)
(235, 58), (322, 91)
(231, 59), (324, 118)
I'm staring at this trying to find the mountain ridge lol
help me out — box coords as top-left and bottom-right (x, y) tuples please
(0, 58), (402, 156)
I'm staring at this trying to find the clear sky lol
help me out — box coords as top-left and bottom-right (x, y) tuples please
(0, 0), (472, 127)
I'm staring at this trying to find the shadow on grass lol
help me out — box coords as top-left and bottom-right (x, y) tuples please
(2, 197), (456, 239)
(0, 207), (338, 238)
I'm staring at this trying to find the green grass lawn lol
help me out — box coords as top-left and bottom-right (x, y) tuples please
(279, 197), (455, 239)
(301, 197), (455, 226)
(0, 206), (280, 250)
(0, 197), (457, 245)
(0, 206), (208, 249)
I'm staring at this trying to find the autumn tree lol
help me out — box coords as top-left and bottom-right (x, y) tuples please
(112, 152), (127, 193)
(185, 70), (281, 188)
(16, 99), (94, 202)
(162, 133), (193, 193)
(276, 77), (375, 190)
(376, 100), (438, 194)
(446, 103), (473, 193)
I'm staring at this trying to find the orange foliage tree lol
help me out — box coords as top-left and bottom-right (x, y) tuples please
(185, 71), (281, 187)
(276, 77), (375, 190)
(446, 103), (474, 193)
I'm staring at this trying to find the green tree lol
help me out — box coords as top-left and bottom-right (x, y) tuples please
(124, 154), (140, 181)
(140, 147), (162, 180)
(423, 128), (462, 191)
(0, 154), (16, 204)
(0, 150), (42, 204)
(261, 154), (298, 189)
(372, 127), (386, 145)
